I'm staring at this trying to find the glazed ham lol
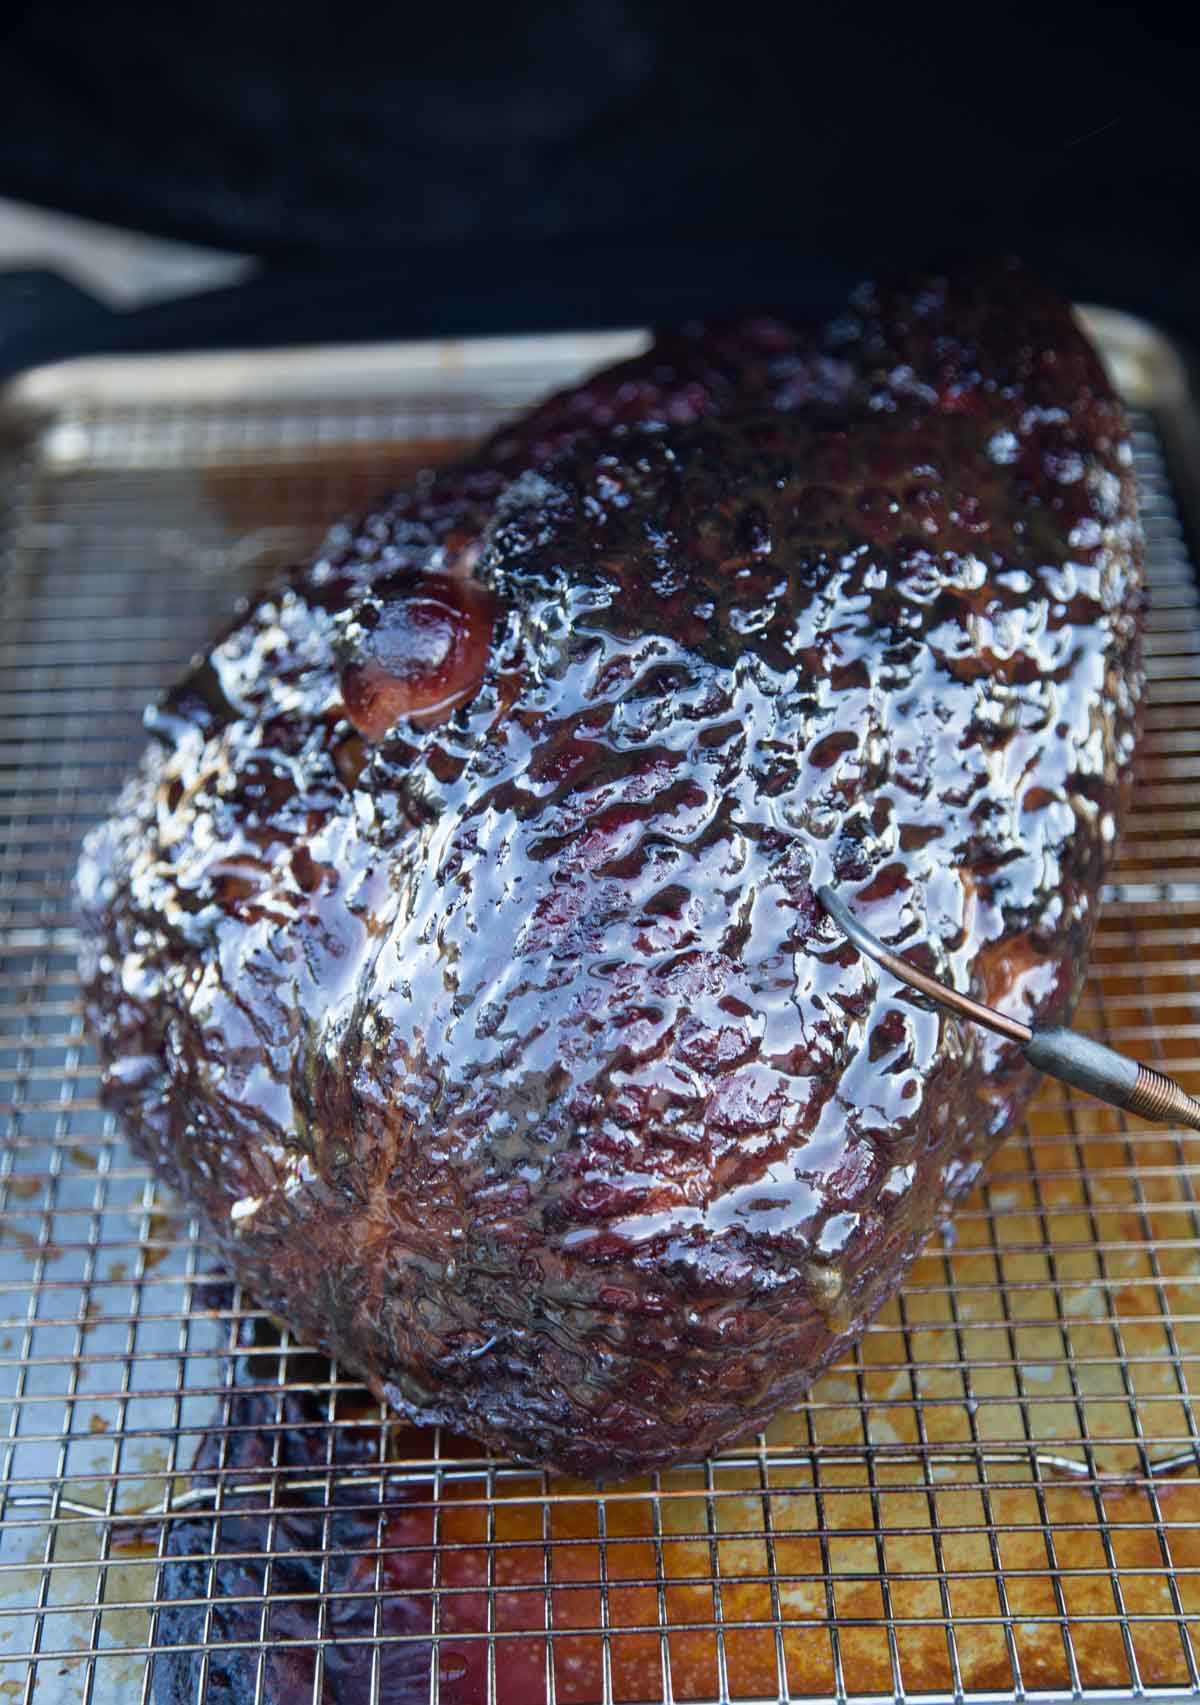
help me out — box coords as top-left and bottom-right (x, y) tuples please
(77, 262), (1141, 1477)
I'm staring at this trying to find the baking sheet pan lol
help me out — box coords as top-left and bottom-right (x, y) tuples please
(2, 311), (1200, 1704)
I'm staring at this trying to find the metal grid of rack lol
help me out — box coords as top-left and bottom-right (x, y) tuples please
(2, 330), (1200, 1704)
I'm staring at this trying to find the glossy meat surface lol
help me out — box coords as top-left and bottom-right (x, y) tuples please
(77, 263), (1141, 1477)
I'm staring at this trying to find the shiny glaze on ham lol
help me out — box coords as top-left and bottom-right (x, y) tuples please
(77, 262), (1141, 1477)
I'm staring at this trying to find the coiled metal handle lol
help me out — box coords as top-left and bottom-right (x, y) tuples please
(1128, 1063), (1200, 1127)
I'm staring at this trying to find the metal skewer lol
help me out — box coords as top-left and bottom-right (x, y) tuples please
(817, 884), (1200, 1132)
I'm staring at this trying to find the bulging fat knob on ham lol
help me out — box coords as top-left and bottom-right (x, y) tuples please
(76, 262), (1142, 1479)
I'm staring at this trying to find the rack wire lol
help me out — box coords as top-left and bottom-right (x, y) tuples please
(2, 332), (1200, 1704)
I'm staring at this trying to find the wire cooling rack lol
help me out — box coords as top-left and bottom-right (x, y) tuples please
(2, 321), (1200, 1705)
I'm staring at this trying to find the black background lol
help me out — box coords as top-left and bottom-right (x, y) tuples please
(0, 0), (1195, 366)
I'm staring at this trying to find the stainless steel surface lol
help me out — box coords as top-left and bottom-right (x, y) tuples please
(816, 888), (1200, 1132)
(0, 197), (254, 310)
(3, 312), (1200, 1704)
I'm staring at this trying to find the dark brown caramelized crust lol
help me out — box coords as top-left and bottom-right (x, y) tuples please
(77, 262), (1141, 1477)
